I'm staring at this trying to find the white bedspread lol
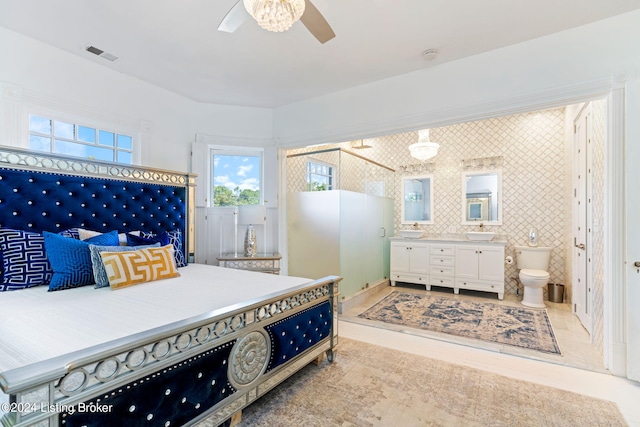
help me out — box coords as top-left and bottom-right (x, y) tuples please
(0, 264), (312, 374)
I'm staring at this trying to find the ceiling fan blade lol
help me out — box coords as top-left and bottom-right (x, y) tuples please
(300, 0), (335, 44)
(218, 0), (247, 33)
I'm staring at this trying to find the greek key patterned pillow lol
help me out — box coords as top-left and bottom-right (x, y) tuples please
(0, 228), (53, 291)
(89, 243), (160, 289)
(100, 244), (180, 290)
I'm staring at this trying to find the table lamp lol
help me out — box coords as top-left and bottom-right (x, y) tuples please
(237, 205), (266, 257)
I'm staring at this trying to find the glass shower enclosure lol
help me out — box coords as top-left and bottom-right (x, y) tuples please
(287, 147), (394, 301)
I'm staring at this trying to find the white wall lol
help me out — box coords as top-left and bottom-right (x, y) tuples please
(0, 26), (273, 173)
(272, 10), (640, 148)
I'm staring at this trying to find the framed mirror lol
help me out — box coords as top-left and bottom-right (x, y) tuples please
(401, 175), (433, 224)
(462, 170), (502, 225)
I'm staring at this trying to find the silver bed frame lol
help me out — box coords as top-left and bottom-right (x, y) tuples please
(0, 147), (340, 427)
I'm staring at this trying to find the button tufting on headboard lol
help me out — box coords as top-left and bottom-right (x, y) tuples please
(0, 168), (188, 258)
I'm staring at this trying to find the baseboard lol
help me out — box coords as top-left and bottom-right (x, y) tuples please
(608, 341), (627, 377)
(338, 278), (389, 314)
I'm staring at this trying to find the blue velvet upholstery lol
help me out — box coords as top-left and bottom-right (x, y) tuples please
(60, 341), (236, 427)
(0, 168), (187, 262)
(265, 300), (332, 371)
(60, 302), (333, 426)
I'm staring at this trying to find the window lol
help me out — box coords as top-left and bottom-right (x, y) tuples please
(307, 160), (333, 191)
(29, 115), (133, 164)
(212, 150), (262, 207)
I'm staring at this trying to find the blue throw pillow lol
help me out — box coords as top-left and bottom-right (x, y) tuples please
(89, 243), (160, 289)
(58, 228), (81, 239)
(0, 228), (53, 291)
(43, 230), (120, 291)
(128, 229), (186, 267)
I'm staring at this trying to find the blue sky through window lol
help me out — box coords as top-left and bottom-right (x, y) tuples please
(213, 154), (261, 192)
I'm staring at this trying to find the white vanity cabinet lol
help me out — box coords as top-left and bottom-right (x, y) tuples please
(390, 236), (506, 299)
(455, 244), (505, 299)
(390, 240), (430, 288)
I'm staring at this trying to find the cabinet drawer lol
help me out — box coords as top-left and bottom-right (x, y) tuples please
(456, 279), (503, 293)
(391, 272), (429, 284)
(430, 265), (454, 276)
(431, 275), (455, 287)
(430, 255), (455, 267)
(430, 245), (454, 256)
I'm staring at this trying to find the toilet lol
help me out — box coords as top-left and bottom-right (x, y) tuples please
(514, 246), (552, 308)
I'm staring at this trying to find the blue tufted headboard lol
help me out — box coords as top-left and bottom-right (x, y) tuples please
(0, 147), (195, 261)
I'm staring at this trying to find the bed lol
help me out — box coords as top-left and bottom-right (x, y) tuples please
(0, 147), (340, 427)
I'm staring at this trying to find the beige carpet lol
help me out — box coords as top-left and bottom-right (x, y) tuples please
(203, 338), (627, 427)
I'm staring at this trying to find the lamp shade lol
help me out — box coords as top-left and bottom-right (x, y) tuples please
(238, 205), (266, 225)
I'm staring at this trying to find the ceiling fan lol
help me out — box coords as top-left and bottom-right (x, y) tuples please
(218, 0), (336, 44)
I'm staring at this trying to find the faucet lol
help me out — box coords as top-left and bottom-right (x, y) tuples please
(413, 222), (419, 230)
(479, 223), (484, 231)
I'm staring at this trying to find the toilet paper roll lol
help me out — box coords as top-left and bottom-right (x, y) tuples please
(505, 256), (513, 265)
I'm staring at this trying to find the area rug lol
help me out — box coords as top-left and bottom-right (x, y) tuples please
(357, 292), (561, 354)
(196, 338), (626, 427)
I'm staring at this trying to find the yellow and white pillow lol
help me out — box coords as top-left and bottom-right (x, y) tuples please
(100, 244), (180, 289)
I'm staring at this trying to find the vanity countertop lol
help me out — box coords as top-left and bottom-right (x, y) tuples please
(390, 233), (508, 245)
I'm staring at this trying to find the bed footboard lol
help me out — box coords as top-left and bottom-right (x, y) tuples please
(0, 276), (341, 427)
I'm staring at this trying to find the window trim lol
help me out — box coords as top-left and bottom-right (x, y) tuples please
(306, 159), (335, 191)
(23, 105), (141, 165)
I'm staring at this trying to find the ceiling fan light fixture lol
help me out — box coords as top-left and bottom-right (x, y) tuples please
(409, 129), (440, 161)
(243, 0), (306, 33)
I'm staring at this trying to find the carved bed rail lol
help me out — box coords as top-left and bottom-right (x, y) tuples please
(0, 275), (341, 427)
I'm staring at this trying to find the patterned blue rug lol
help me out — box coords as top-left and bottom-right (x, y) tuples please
(358, 292), (561, 354)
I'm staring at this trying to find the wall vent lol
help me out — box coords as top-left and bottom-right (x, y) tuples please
(85, 45), (119, 62)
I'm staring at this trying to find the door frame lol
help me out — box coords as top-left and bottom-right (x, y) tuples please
(277, 77), (631, 378)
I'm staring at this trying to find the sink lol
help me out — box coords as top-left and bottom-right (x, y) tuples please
(397, 229), (425, 239)
(466, 231), (496, 241)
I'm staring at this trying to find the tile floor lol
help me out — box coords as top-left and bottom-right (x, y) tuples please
(339, 283), (640, 426)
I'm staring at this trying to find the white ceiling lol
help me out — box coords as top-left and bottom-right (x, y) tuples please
(1, 0), (639, 108)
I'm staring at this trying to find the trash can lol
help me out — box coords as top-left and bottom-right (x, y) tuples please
(548, 283), (564, 303)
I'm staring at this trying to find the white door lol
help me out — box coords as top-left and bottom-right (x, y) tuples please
(573, 104), (592, 332)
(625, 80), (640, 381)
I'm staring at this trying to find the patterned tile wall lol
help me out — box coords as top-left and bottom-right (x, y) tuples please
(287, 109), (568, 298)
(287, 148), (394, 195)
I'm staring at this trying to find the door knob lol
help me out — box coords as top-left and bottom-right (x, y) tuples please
(634, 261), (640, 268)
(575, 243), (585, 250)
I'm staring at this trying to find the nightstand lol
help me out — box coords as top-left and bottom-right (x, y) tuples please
(216, 253), (282, 274)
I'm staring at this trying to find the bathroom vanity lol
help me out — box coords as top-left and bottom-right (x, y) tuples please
(390, 234), (506, 299)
